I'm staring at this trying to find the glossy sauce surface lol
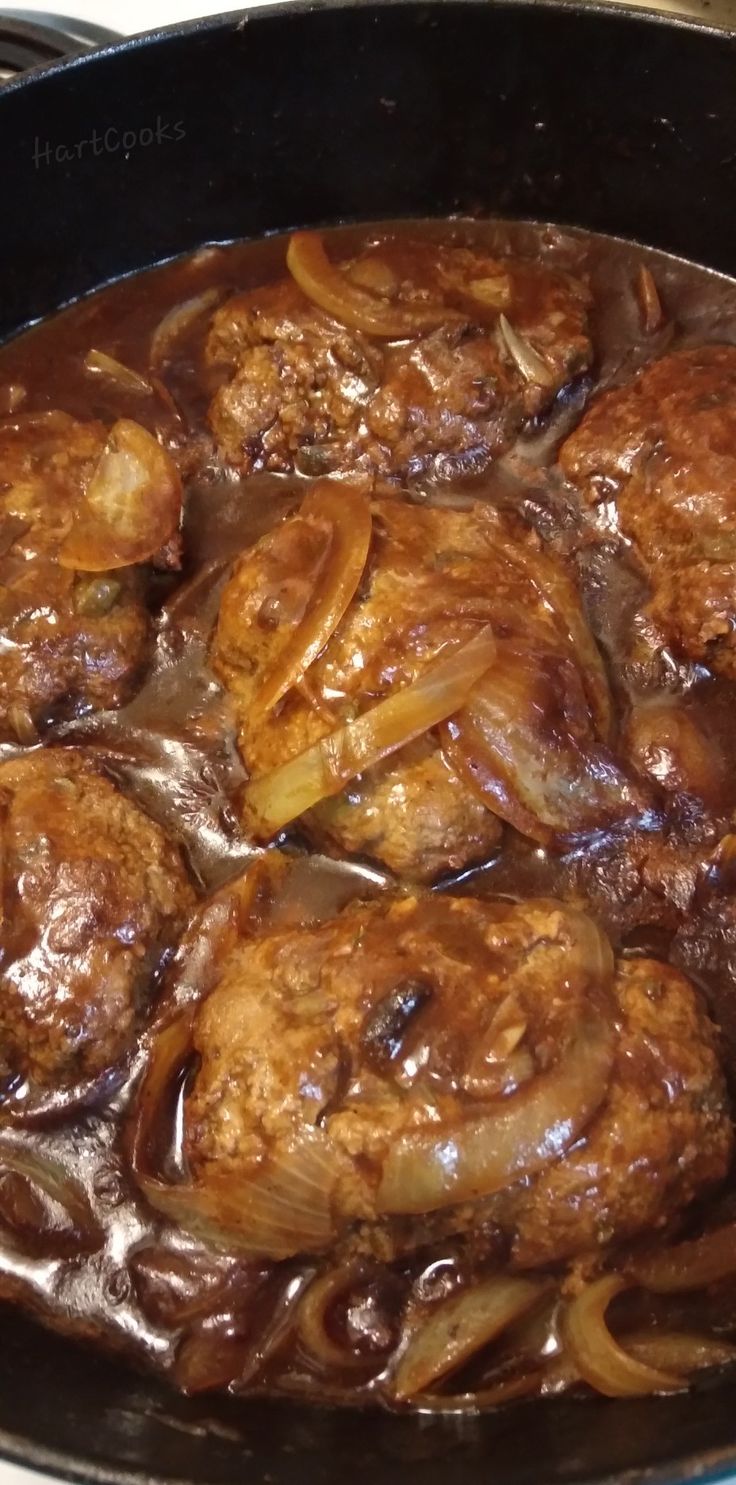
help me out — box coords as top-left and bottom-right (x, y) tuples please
(1, 219), (736, 1410)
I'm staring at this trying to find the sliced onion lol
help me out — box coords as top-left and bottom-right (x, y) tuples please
(140, 1128), (339, 1260)
(243, 625), (497, 838)
(128, 1011), (195, 1179)
(297, 1266), (379, 1371)
(563, 1276), (681, 1397)
(628, 1225), (736, 1294)
(286, 232), (461, 338)
(162, 856), (290, 1014)
(150, 287), (222, 369)
(445, 640), (638, 844)
(624, 1329), (736, 1374)
(60, 418), (182, 571)
(392, 1277), (547, 1401)
(413, 1370), (545, 1412)
(489, 532), (613, 741)
(253, 482), (373, 718)
(498, 314), (555, 389)
(84, 348), (154, 397)
(637, 266), (664, 334)
(377, 961), (614, 1214)
(0, 1143), (104, 1253)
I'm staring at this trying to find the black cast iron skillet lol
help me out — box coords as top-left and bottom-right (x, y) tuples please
(1, 2), (736, 1480)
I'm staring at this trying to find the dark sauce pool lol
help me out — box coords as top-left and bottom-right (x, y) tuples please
(1, 218), (736, 1413)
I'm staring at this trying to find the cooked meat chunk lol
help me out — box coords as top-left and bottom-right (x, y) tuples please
(206, 235), (592, 480)
(210, 486), (644, 878)
(560, 345), (736, 678)
(180, 886), (731, 1268)
(505, 956), (730, 1267)
(0, 411), (180, 740)
(0, 749), (194, 1117)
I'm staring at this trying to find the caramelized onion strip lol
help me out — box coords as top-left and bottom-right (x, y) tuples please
(489, 532), (613, 740)
(498, 314), (555, 389)
(392, 1277), (548, 1401)
(243, 625), (497, 838)
(624, 1329), (736, 1375)
(60, 418), (182, 571)
(128, 1011), (195, 1180)
(84, 349), (154, 397)
(445, 639), (639, 844)
(287, 232), (461, 338)
(0, 1143), (104, 1252)
(297, 1266), (381, 1371)
(628, 1225), (736, 1294)
(412, 1371), (545, 1412)
(564, 1276), (681, 1397)
(253, 483), (372, 718)
(140, 1129), (338, 1260)
(150, 287), (222, 368)
(378, 916), (614, 1214)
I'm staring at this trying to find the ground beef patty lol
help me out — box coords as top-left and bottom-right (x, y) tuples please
(206, 234), (592, 482)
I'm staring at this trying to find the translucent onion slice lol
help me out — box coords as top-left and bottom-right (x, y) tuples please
(498, 314), (555, 389)
(150, 287), (222, 369)
(162, 855), (290, 1014)
(378, 982), (614, 1214)
(637, 266), (664, 334)
(625, 1329), (736, 1375)
(445, 642), (638, 844)
(628, 1225), (736, 1294)
(84, 349), (154, 397)
(392, 1277), (547, 1401)
(0, 1143), (104, 1253)
(490, 532), (613, 740)
(563, 1276), (681, 1398)
(297, 1266), (379, 1371)
(286, 232), (461, 338)
(412, 1370), (545, 1413)
(243, 625), (497, 839)
(60, 419), (182, 571)
(253, 482), (373, 719)
(128, 1011), (195, 1179)
(140, 1129), (338, 1260)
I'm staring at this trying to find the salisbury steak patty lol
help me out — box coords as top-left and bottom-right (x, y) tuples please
(560, 344), (736, 679)
(0, 749), (195, 1117)
(211, 486), (643, 878)
(206, 233), (592, 481)
(178, 885), (732, 1267)
(0, 411), (182, 740)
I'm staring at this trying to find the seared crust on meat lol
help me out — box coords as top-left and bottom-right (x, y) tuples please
(560, 345), (736, 677)
(211, 491), (640, 877)
(183, 885), (732, 1267)
(206, 238), (591, 481)
(0, 749), (195, 1114)
(506, 957), (731, 1267)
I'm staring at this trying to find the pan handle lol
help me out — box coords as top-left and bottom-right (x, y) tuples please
(0, 12), (120, 80)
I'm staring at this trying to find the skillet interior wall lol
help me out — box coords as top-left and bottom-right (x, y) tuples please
(1, 0), (736, 339)
(2, 5), (736, 1485)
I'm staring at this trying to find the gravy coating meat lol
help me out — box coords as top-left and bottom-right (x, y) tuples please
(206, 233), (592, 480)
(1, 223), (736, 1413)
(211, 485), (645, 878)
(0, 412), (182, 739)
(168, 886), (732, 1270)
(560, 345), (736, 678)
(0, 749), (194, 1119)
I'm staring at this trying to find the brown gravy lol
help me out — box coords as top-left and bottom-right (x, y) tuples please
(1, 219), (736, 1412)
